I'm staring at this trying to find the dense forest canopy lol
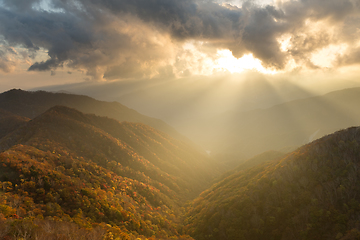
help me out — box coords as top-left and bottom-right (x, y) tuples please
(0, 102), (220, 239)
(185, 127), (360, 240)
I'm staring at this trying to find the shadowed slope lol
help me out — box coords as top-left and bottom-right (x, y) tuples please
(186, 126), (360, 240)
(213, 150), (286, 184)
(0, 89), (188, 142)
(0, 108), (30, 139)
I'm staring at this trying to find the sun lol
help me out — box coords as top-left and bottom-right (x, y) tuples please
(177, 41), (278, 76)
(213, 49), (277, 74)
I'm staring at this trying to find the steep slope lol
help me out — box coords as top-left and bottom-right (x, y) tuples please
(0, 109), (30, 139)
(199, 87), (360, 158)
(213, 150), (286, 184)
(0, 89), (187, 142)
(233, 150), (286, 172)
(0, 106), (219, 239)
(186, 126), (360, 240)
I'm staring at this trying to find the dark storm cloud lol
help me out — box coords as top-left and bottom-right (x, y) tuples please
(0, 5), (93, 72)
(0, 0), (359, 78)
(239, 5), (288, 69)
(28, 58), (60, 71)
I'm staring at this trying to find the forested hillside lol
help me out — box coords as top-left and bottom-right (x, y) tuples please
(185, 127), (360, 240)
(0, 89), (187, 142)
(214, 150), (286, 184)
(0, 106), (220, 239)
(0, 109), (30, 139)
(2, 90), (360, 240)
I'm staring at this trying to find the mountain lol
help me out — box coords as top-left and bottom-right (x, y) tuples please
(213, 150), (286, 184)
(0, 108), (29, 139)
(0, 89), (188, 143)
(185, 126), (360, 240)
(195, 87), (360, 159)
(0, 106), (220, 239)
(233, 150), (286, 172)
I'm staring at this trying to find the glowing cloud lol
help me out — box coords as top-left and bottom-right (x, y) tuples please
(0, 0), (359, 81)
(311, 44), (348, 68)
(214, 50), (277, 74)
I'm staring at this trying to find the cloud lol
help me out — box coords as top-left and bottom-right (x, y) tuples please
(0, 0), (359, 80)
(0, 45), (20, 73)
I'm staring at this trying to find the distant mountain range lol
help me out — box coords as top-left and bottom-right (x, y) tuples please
(25, 86), (360, 163)
(0, 89), (188, 143)
(195, 87), (360, 159)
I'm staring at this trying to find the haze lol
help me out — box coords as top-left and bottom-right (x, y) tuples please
(1, 0), (360, 159)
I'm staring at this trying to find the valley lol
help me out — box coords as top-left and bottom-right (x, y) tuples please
(0, 89), (360, 240)
(1, 0), (360, 239)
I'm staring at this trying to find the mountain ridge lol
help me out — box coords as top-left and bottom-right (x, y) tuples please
(0, 89), (189, 143)
(2, 89), (360, 239)
(0, 108), (30, 139)
(197, 87), (360, 159)
(0, 105), (221, 239)
(185, 126), (360, 239)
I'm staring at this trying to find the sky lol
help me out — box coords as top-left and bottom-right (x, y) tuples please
(0, 0), (360, 122)
(0, 0), (359, 84)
